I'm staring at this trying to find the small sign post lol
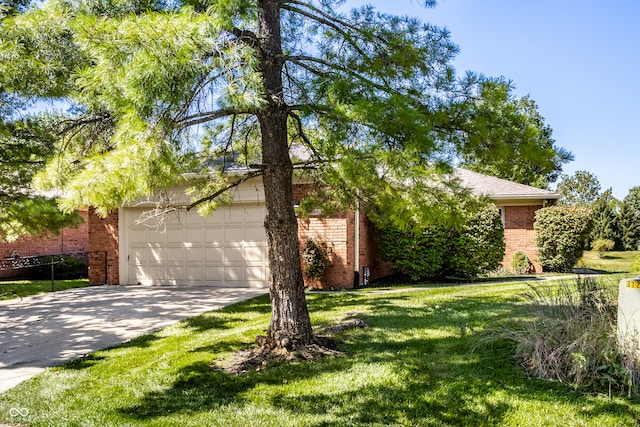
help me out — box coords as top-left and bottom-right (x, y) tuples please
(617, 278), (640, 347)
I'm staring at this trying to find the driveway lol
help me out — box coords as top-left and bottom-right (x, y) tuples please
(0, 285), (266, 393)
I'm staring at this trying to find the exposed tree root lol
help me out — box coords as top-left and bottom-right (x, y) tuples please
(223, 318), (368, 375)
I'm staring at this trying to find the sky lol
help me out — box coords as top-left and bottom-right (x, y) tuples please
(346, 0), (640, 199)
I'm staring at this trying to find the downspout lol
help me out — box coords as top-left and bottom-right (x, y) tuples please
(353, 199), (360, 288)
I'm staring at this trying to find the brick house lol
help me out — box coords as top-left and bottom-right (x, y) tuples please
(85, 170), (557, 289)
(0, 169), (556, 287)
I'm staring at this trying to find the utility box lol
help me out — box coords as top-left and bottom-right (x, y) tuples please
(617, 278), (640, 346)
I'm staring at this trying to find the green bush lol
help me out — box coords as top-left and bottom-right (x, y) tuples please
(534, 206), (592, 272)
(377, 202), (504, 281)
(510, 251), (530, 274)
(592, 238), (615, 257)
(377, 226), (448, 281)
(31, 255), (88, 280)
(442, 204), (505, 279)
(631, 256), (640, 273)
(302, 238), (331, 280)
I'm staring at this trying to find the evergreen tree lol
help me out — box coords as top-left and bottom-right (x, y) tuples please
(590, 189), (620, 248)
(618, 201), (640, 251)
(0, 0), (569, 360)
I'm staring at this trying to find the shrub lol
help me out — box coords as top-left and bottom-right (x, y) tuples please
(592, 238), (615, 257)
(302, 238), (331, 280)
(534, 206), (592, 272)
(510, 251), (530, 274)
(442, 204), (505, 279)
(631, 256), (640, 273)
(31, 255), (88, 280)
(495, 277), (640, 396)
(377, 202), (504, 281)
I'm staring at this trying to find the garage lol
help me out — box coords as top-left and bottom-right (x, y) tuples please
(116, 181), (270, 288)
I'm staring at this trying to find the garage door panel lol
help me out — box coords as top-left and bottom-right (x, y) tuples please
(244, 206), (265, 223)
(148, 231), (166, 244)
(167, 228), (183, 243)
(244, 246), (265, 262)
(205, 247), (224, 262)
(185, 228), (203, 244)
(205, 266), (224, 281)
(246, 265), (265, 281)
(225, 247), (243, 262)
(167, 266), (185, 281)
(166, 248), (184, 262)
(224, 227), (243, 242)
(245, 226), (265, 242)
(186, 268), (204, 281)
(131, 229), (148, 243)
(184, 247), (204, 261)
(149, 248), (166, 264)
(224, 266), (244, 281)
(205, 228), (224, 245)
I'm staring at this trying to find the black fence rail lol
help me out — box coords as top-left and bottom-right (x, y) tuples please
(0, 251), (88, 291)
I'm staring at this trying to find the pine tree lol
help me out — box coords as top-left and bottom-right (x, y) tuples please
(590, 189), (620, 248)
(0, 0), (569, 362)
(618, 201), (640, 251)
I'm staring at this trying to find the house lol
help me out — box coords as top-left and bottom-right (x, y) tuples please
(0, 169), (556, 287)
(85, 170), (558, 289)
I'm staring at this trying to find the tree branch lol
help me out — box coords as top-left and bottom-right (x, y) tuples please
(175, 108), (251, 129)
(281, 3), (368, 58)
(185, 170), (263, 211)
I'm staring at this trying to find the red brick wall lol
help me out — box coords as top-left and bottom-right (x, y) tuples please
(0, 210), (89, 279)
(88, 208), (119, 285)
(295, 182), (393, 289)
(502, 205), (542, 273)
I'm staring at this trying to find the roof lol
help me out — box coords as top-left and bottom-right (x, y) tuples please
(453, 168), (559, 201)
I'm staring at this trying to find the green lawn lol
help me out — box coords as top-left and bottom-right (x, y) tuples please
(578, 250), (640, 273)
(2, 278), (640, 426)
(0, 278), (89, 300)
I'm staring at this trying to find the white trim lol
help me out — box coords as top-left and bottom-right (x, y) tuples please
(118, 207), (128, 285)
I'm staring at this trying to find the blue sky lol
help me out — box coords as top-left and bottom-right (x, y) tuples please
(347, 0), (640, 199)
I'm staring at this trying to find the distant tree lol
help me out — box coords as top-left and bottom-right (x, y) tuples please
(556, 170), (601, 207)
(625, 186), (640, 213)
(453, 91), (572, 189)
(0, 116), (83, 241)
(620, 186), (640, 251)
(618, 201), (640, 251)
(589, 189), (620, 248)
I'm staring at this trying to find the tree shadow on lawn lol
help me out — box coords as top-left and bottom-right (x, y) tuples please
(114, 292), (639, 425)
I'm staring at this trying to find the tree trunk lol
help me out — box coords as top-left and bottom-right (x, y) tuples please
(257, 0), (313, 348)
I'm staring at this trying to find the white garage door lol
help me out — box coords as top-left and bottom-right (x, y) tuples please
(120, 204), (269, 288)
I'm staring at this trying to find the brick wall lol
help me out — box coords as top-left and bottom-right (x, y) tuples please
(502, 205), (542, 272)
(88, 208), (120, 285)
(294, 181), (393, 289)
(0, 210), (89, 279)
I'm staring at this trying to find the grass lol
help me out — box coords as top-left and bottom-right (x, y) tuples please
(0, 278), (89, 300)
(2, 278), (640, 426)
(577, 250), (640, 273)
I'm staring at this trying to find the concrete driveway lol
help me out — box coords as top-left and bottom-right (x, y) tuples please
(0, 285), (266, 393)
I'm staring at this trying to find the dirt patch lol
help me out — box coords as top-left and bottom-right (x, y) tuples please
(223, 318), (369, 375)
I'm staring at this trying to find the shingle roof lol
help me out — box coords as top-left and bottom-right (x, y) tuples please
(453, 168), (559, 201)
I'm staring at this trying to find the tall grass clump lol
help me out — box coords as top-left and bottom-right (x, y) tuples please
(499, 277), (640, 397)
